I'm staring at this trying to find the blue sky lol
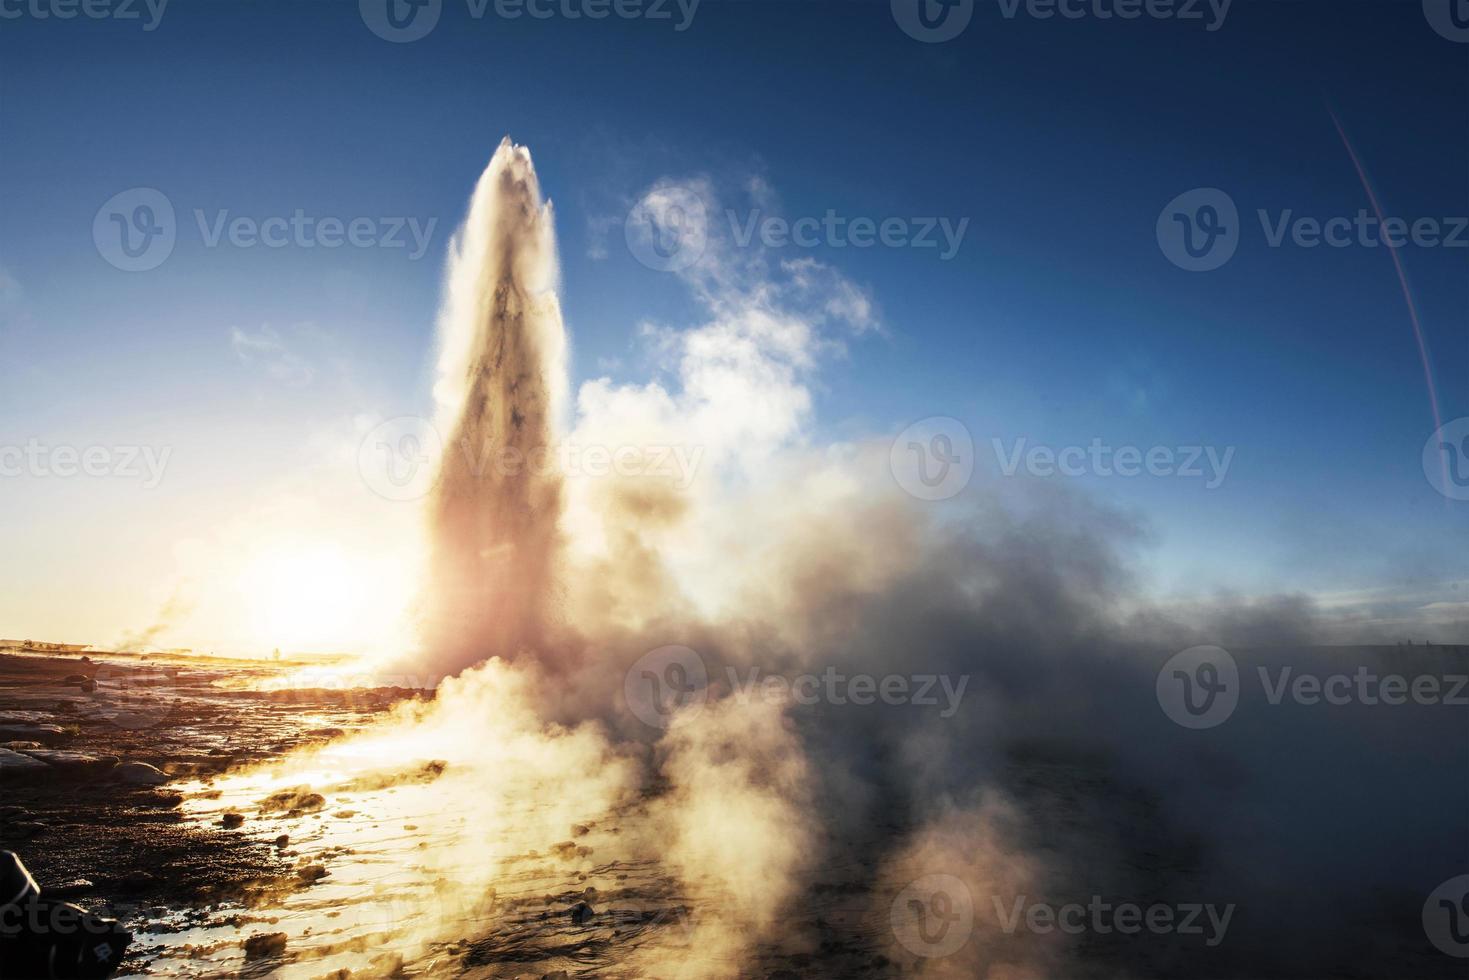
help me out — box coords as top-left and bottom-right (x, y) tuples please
(0, 0), (1465, 649)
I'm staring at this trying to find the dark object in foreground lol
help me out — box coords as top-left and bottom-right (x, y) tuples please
(0, 851), (131, 979)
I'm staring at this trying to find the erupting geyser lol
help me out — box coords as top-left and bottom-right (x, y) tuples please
(422, 139), (569, 676)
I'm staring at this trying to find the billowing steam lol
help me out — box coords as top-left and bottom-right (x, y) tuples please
(228, 140), (1462, 979)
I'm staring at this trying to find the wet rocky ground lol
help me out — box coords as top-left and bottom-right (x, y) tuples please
(0, 650), (887, 979)
(4, 646), (1463, 979)
(0, 650), (422, 977)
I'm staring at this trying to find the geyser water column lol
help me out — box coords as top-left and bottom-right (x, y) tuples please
(423, 139), (569, 676)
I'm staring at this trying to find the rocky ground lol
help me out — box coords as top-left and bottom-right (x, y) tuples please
(0, 650), (884, 979)
(4, 646), (1463, 979)
(0, 650), (421, 977)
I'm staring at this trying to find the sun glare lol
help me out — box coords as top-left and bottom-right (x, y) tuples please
(238, 544), (377, 654)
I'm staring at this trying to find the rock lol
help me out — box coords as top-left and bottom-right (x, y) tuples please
(19, 750), (118, 771)
(0, 747), (50, 776)
(220, 812), (245, 829)
(243, 932), (288, 961)
(142, 792), (185, 809)
(46, 878), (96, 899)
(63, 674), (88, 684)
(371, 953), (405, 976)
(2, 821), (47, 838)
(115, 870), (158, 893)
(115, 762), (170, 786)
(571, 824), (590, 836)
(1, 741), (43, 750)
(567, 901), (595, 926)
(0, 725), (68, 745)
(274, 834), (290, 848)
(260, 787), (326, 813)
(297, 865), (329, 883)
(0, 711), (54, 724)
(305, 727), (345, 738)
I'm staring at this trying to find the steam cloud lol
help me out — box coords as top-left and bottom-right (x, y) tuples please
(249, 140), (1463, 978)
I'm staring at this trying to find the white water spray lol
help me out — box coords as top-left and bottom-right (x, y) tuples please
(421, 138), (569, 676)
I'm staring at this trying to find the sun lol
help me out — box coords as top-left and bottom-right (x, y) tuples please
(237, 544), (365, 654)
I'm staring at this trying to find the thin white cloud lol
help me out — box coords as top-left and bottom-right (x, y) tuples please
(230, 324), (315, 386)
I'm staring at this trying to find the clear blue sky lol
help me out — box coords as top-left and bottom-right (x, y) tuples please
(0, 0), (1465, 647)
